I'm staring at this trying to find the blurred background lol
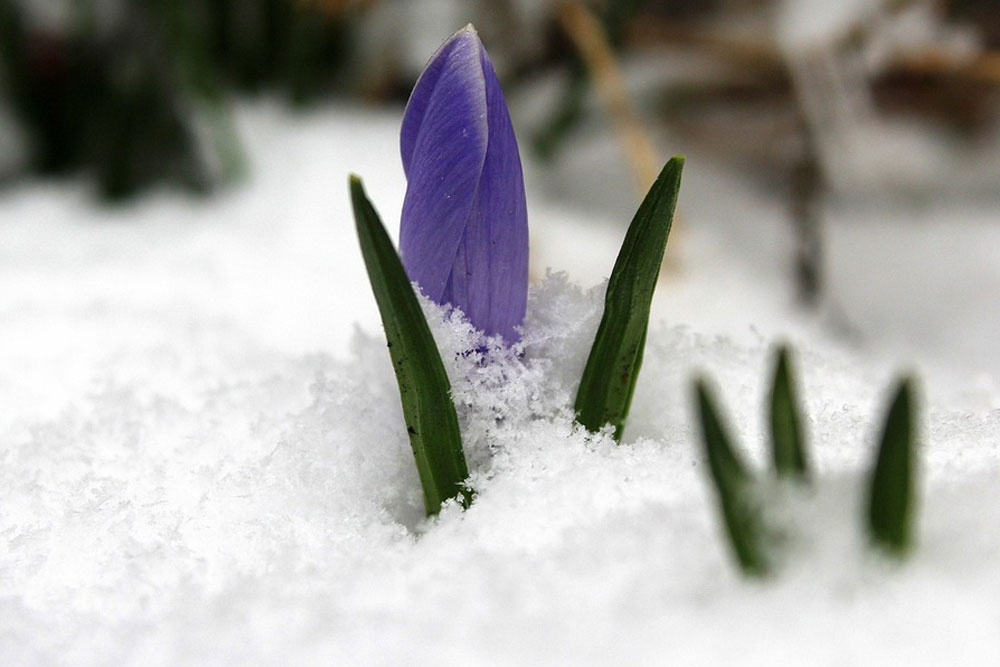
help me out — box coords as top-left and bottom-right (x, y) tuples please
(2, 0), (1000, 388)
(4, 1), (998, 194)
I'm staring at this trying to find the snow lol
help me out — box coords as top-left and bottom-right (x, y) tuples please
(2, 100), (1000, 665)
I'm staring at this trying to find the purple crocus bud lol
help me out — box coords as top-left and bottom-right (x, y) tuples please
(399, 25), (529, 342)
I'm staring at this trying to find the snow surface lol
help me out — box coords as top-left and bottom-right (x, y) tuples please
(2, 101), (1000, 665)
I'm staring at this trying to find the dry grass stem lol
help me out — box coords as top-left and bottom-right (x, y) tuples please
(557, 1), (660, 196)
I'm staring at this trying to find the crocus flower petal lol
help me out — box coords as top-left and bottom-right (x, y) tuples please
(399, 27), (488, 305)
(399, 33), (463, 179)
(457, 46), (528, 341)
(399, 25), (529, 342)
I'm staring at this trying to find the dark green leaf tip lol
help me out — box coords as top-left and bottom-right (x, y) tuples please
(866, 375), (918, 557)
(693, 377), (769, 577)
(574, 156), (684, 442)
(349, 175), (471, 516)
(769, 344), (810, 481)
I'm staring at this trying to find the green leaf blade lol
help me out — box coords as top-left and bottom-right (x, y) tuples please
(349, 175), (470, 516)
(866, 376), (917, 557)
(769, 345), (810, 480)
(574, 156), (684, 441)
(694, 378), (769, 577)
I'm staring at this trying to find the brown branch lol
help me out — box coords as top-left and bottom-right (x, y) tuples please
(893, 48), (1000, 85)
(630, 21), (1000, 87)
(556, 0), (660, 196)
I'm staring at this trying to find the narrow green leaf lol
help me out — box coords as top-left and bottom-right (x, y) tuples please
(694, 378), (769, 576)
(575, 156), (684, 441)
(349, 175), (471, 516)
(866, 377), (917, 556)
(769, 345), (810, 480)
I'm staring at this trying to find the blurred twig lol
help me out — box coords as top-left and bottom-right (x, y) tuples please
(894, 48), (1000, 84)
(557, 0), (659, 195)
(533, 0), (648, 160)
(627, 21), (783, 71)
(630, 21), (1000, 87)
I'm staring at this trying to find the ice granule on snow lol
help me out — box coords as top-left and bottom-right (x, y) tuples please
(2, 272), (1000, 665)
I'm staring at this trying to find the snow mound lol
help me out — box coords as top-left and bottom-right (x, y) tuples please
(2, 272), (999, 665)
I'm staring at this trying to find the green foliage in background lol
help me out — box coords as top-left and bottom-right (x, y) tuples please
(0, 0), (355, 199)
(867, 378), (917, 556)
(769, 346), (810, 480)
(694, 378), (770, 576)
(693, 347), (919, 576)
(533, 0), (650, 160)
